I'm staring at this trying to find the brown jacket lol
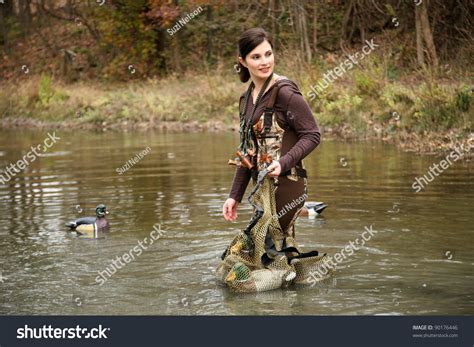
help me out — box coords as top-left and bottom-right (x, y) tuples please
(229, 79), (321, 202)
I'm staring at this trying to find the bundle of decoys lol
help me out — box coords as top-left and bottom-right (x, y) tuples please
(217, 165), (333, 293)
(217, 74), (334, 293)
(65, 204), (109, 238)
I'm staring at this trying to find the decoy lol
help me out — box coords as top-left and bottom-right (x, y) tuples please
(299, 202), (328, 218)
(65, 204), (109, 238)
(225, 262), (296, 293)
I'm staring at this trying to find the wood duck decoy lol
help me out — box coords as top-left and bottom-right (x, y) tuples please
(65, 204), (110, 238)
(299, 202), (328, 218)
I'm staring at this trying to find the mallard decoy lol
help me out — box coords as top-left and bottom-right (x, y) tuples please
(225, 262), (296, 293)
(230, 233), (253, 255)
(65, 204), (109, 238)
(299, 202), (328, 218)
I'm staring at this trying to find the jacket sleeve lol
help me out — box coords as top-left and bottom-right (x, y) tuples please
(228, 165), (252, 203)
(278, 89), (321, 173)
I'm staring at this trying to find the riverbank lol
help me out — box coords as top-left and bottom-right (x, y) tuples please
(1, 71), (472, 155)
(2, 115), (471, 156)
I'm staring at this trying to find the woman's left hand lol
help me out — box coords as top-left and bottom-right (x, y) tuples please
(267, 160), (281, 177)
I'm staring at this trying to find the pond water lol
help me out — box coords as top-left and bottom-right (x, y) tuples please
(0, 129), (472, 315)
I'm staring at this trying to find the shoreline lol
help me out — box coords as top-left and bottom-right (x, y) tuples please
(1, 116), (471, 156)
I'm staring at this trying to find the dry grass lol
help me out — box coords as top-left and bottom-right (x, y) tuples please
(0, 55), (472, 154)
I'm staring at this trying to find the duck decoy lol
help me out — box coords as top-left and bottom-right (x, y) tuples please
(65, 204), (109, 238)
(225, 262), (296, 293)
(299, 202), (328, 218)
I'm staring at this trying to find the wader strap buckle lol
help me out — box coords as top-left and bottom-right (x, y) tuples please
(261, 81), (283, 135)
(280, 167), (307, 178)
(263, 107), (273, 134)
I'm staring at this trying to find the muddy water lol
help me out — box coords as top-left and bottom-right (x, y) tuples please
(0, 130), (472, 315)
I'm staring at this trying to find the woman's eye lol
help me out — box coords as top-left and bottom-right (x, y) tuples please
(266, 52), (272, 57)
(252, 56), (259, 60)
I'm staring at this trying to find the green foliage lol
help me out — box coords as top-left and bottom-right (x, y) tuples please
(38, 75), (69, 107)
(308, 66), (469, 136)
(5, 16), (23, 43)
(413, 85), (458, 131)
(386, 65), (398, 80)
(77, 107), (105, 124)
(353, 71), (380, 97)
(38, 75), (54, 106)
(314, 91), (363, 126)
(455, 88), (471, 112)
(378, 84), (467, 132)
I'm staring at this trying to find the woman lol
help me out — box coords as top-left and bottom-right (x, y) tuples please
(222, 27), (320, 237)
(217, 28), (326, 292)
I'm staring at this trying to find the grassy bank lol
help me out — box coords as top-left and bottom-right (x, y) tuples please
(1, 62), (472, 154)
(0, 73), (243, 132)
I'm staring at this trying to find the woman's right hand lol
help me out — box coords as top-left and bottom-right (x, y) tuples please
(223, 198), (239, 221)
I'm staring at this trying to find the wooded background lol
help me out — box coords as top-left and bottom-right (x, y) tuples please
(1, 0), (473, 81)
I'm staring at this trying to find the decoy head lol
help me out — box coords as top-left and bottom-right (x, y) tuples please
(225, 262), (250, 283)
(95, 204), (109, 217)
(230, 241), (244, 255)
(230, 234), (254, 255)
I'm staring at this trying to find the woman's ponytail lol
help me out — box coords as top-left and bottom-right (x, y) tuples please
(237, 61), (250, 83)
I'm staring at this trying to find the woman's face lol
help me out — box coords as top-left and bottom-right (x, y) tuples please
(240, 40), (274, 80)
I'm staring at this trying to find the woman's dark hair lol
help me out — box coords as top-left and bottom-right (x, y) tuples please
(237, 28), (273, 83)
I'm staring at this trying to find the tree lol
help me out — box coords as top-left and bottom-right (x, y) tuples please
(0, 0), (14, 51)
(415, 0), (439, 70)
